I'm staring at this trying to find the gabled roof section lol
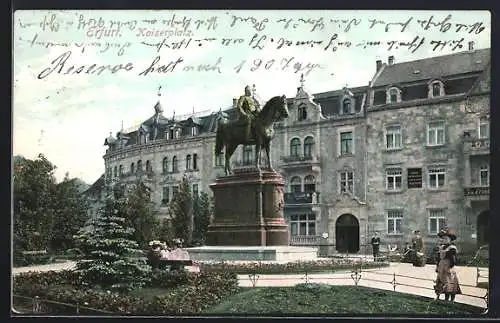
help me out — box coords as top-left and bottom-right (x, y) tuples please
(83, 174), (105, 197)
(468, 61), (491, 95)
(373, 48), (490, 87)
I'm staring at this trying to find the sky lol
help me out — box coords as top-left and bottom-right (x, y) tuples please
(13, 10), (491, 184)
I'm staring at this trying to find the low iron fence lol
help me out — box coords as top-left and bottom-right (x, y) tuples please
(240, 265), (488, 310)
(12, 295), (115, 315)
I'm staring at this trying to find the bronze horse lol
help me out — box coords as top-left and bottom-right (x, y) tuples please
(215, 95), (289, 175)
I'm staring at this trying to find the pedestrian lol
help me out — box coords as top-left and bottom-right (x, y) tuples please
(411, 230), (426, 267)
(371, 232), (381, 261)
(434, 227), (462, 301)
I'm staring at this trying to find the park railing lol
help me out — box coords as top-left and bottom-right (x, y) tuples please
(12, 295), (115, 315)
(238, 264), (488, 310)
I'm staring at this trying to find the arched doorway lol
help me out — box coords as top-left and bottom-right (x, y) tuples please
(335, 214), (360, 253)
(477, 210), (489, 247)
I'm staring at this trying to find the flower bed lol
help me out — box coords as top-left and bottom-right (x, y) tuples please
(13, 270), (240, 314)
(199, 259), (389, 274)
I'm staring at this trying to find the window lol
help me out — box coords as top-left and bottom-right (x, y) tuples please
(243, 146), (253, 165)
(340, 132), (353, 155)
(385, 125), (402, 150)
(303, 136), (314, 158)
(304, 175), (316, 193)
(193, 153), (198, 170)
(298, 104), (307, 121)
(162, 186), (170, 205)
(162, 157), (169, 173)
(146, 160), (151, 172)
(130, 162), (135, 173)
(340, 171), (354, 194)
(119, 165), (123, 176)
(191, 126), (198, 136)
(290, 213), (316, 236)
(386, 168), (403, 191)
(427, 122), (445, 146)
(432, 82), (442, 97)
(387, 210), (403, 235)
(479, 164), (489, 186)
(169, 128), (174, 140)
(172, 156), (178, 173)
(113, 166), (117, 178)
(175, 129), (181, 139)
(290, 138), (301, 157)
(342, 98), (352, 114)
(429, 209), (447, 234)
(290, 176), (302, 193)
(192, 184), (199, 198)
(389, 88), (398, 103)
(165, 131), (170, 140)
(137, 160), (143, 172)
(479, 117), (489, 139)
(186, 155), (192, 170)
(215, 153), (224, 167)
(428, 167), (446, 189)
(172, 185), (179, 198)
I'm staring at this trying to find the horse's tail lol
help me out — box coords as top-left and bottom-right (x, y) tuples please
(215, 123), (224, 155)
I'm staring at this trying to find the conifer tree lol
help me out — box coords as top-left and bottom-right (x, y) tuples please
(73, 188), (150, 292)
(168, 174), (193, 246)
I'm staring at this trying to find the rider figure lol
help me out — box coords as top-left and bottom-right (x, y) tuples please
(237, 85), (260, 141)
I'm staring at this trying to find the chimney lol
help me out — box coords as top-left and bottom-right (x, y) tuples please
(376, 60), (382, 72)
(232, 98), (237, 107)
(388, 56), (395, 65)
(469, 41), (474, 51)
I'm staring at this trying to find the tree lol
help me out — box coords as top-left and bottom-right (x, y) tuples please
(73, 191), (150, 292)
(121, 180), (160, 248)
(192, 192), (212, 246)
(51, 173), (89, 251)
(13, 154), (57, 254)
(168, 175), (193, 246)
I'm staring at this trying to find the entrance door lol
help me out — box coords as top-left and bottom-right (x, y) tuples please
(477, 210), (489, 247)
(335, 214), (360, 253)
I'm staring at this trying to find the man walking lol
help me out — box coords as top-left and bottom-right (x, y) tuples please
(371, 232), (381, 261)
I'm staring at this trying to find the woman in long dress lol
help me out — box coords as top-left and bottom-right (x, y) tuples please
(434, 228), (462, 301)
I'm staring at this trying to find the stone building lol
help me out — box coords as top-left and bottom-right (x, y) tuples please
(97, 46), (490, 254)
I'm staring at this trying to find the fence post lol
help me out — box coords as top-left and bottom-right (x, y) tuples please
(391, 273), (397, 291)
(76, 302), (80, 314)
(32, 296), (40, 313)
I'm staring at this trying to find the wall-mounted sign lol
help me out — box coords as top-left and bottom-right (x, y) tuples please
(407, 168), (423, 188)
(464, 187), (489, 196)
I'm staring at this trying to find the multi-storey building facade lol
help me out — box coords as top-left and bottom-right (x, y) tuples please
(97, 46), (490, 255)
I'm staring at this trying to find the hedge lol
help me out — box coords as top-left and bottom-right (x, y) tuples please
(13, 270), (239, 315)
(199, 259), (390, 274)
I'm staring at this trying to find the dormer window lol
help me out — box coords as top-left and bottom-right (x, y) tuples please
(429, 80), (445, 98)
(191, 126), (198, 136)
(175, 128), (181, 139)
(386, 87), (401, 103)
(298, 104), (307, 121)
(342, 98), (352, 114)
(169, 128), (174, 140)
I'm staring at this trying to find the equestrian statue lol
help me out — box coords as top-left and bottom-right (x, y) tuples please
(215, 85), (289, 175)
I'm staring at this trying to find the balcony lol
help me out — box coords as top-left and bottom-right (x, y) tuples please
(284, 192), (320, 205)
(290, 235), (321, 245)
(280, 154), (320, 172)
(463, 186), (489, 201)
(463, 138), (490, 155)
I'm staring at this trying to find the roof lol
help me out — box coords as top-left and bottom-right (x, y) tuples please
(373, 48), (490, 87)
(83, 174), (105, 197)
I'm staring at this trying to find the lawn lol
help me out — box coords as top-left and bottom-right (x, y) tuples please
(203, 284), (484, 315)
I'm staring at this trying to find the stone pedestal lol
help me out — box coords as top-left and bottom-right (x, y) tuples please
(206, 170), (290, 246)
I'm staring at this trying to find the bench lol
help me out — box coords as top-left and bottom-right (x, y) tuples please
(21, 250), (48, 256)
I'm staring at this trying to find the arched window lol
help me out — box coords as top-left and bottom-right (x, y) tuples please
(193, 153), (198, 170)
(172, 156), (178, 172)
(298, 104), (307, 121)
(290, 176), (302, 193)
(113, 166), (117, 178)
(146, 160), (151, 172)
(130, 162), (135, 173)
(290, 138), (301, 157)
(186, 155), (192, 170)
(303, 136), (315, 158)
(137, 160), (143, 172)
(119, 165), (123, 176)
(243, 146), (253, 165)
(342, 98), (352, 114)
(389, 88), (398, 103)
(304, 175), (316, 193)
(432, 82), (441, 97)
(162, 157), (169, 173)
